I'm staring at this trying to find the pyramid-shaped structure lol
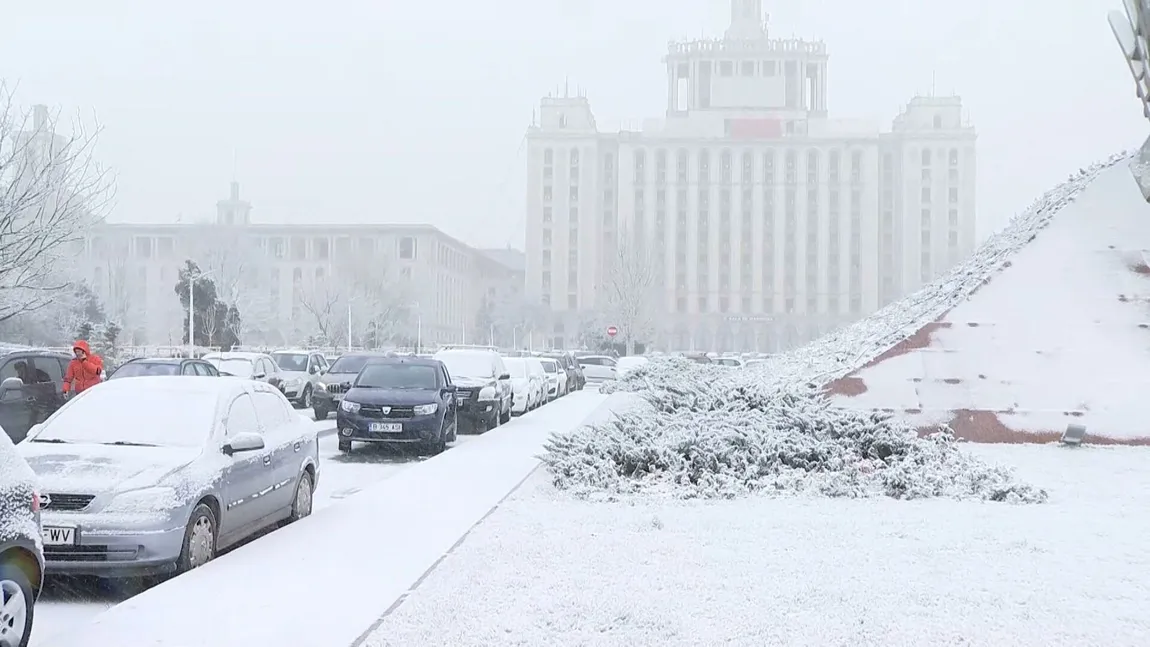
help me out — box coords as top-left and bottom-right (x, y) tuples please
(820, 154), (1150, 445)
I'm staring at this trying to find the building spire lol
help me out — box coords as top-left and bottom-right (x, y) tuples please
(726, 0), (766, 39)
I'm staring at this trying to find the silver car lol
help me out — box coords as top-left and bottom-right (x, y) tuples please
(270, 350), (329, 408)
(18, 376), (320, 578)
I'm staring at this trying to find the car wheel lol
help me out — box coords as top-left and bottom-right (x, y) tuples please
(427, 423), (447, 455)
(300, 386), (313, 409)
(500, 403), (511, 424)
(177, 503), (217, 574)
(0, 559), (33, 647)
(313, 404), (329, 420)
(288, 471), (314, 522)
(337, 439), (352, 452)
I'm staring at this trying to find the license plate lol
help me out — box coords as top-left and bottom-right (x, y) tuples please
(369, 422), (402, 432)
(44, 526), (76, 546)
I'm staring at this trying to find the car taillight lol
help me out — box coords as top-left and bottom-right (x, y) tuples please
(32, 491), (40, 513)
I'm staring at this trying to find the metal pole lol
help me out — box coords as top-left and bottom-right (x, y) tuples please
(347, 301), (352, 351)
(188, 277), (195, 358)
(417, 314), (422, 353)
(489, 324), (494, 346)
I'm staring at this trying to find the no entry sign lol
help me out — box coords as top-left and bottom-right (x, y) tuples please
(606, 325), (618, 337)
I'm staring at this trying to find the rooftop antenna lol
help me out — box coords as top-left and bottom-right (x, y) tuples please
(564, 77), (569, 97)
(931, 71), (937, 97)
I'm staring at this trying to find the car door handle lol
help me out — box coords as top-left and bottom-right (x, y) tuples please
(293, 441), (301, 452)
(263, 455), (272, 465)
(24, 397), (35, 404)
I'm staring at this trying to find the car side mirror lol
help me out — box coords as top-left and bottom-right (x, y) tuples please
(253, 372), (266, 380)
(309, 365), (319, 375)
(222, 431), (265, 456)
(499, 373), (510, 380)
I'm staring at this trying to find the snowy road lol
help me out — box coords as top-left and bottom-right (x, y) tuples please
(29, 409), (477, 647)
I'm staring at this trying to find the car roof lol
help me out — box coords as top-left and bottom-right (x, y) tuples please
(124, 357), (186, 364)
(90, 375), (244, 396)
(272, 349), (313, 354)
(204, 352), (263, 360)
(364, 356), (443, 367)
(0, 349), (71, 360)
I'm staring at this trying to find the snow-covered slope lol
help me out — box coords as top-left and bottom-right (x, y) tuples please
(824, 153), (1150, 444)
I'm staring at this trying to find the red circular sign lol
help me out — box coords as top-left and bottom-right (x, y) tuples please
(606, 326), (618, 337)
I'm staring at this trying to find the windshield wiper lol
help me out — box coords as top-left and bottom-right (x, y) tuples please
(29, 438), (69, 443)
(102, 441), (159, 447)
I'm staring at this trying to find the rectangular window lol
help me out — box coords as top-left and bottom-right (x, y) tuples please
(398, 236), (416, 260)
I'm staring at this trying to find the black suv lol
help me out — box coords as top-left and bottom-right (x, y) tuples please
(0, 349), (72, 443)
(335, 357), (458, 454)
(312, 351), (396, 420)
(0, 431), (43, 647)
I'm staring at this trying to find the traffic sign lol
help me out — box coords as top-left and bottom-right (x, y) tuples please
(606, 325), (618, 338)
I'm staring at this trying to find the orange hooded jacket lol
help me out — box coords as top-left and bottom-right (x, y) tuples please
(63, 340), (104, 394)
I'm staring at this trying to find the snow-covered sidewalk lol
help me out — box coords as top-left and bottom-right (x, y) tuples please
(363, 444), (1150, 646)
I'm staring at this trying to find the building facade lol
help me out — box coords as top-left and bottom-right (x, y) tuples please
(77, 182), (521, 348)
(525, 0), (977, 352)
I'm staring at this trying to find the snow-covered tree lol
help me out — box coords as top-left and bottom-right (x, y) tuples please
(0, 88), (113, 323)
(297, 279), (345, 346)
(598, 236), (659, 355)
(193, 230), (274, 343)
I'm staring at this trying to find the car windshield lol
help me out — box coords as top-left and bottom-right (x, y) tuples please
(541, 361), (558, 373)
(504, 359), (527, 378)
(329, 355), (373, 374)
(717, 358), (740, 366)
(208, 358), (254, 377)
(110, 362), (180, 378)
(32, 388), (216, 447)
(272, 353), (308, 371)
(435, 352), (494, 378)
(356, 363), (439, 389)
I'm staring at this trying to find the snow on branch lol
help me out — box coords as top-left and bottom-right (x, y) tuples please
(600, 234), (659, 352)
(0, 87), (114, 323)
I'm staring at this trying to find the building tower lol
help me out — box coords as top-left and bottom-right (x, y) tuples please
(216, 180), (252, 225)
(666, 1), (827, 119)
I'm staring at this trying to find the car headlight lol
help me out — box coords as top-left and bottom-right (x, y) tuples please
(340, 400), (361, 413)
(478, 386), (497, 400)
(413, 403), (438, 415)
(102, 487), (180, 514)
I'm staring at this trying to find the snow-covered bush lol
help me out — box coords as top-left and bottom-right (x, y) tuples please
(547, 359), (1046, 502)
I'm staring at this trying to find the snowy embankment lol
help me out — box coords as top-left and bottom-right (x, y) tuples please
(365, 444), (1150, 647)
(42, 391), (611, 647)
(552, 357), (1045, 501)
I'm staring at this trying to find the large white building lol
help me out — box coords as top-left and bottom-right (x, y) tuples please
(75, 182), (523, 348)
(525, 0), (977, 352)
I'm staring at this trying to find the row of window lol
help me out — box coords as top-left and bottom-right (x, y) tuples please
(537, 291), (866, 317)
(88, 234), (432, 265)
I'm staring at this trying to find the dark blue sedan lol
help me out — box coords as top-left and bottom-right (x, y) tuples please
(335, 357), (459, 454)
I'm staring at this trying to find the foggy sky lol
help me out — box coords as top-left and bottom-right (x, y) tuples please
(1, 0), (1142, 248)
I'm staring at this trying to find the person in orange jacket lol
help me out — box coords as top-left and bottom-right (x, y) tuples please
(63, 340), (104, 397)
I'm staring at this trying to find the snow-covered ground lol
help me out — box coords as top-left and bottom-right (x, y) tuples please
(364, 443), (1150, 646)
(29, 414), (466, 647)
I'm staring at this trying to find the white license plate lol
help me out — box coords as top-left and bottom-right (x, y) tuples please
(369, 422), (402, 432)
(43, 526), (76, 546)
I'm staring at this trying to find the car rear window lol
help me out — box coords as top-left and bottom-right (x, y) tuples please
(110, 362), (180, 378)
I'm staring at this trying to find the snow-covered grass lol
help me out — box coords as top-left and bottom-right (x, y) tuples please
(570, 357), (1045, 501)
(364, 444), (1150, 647)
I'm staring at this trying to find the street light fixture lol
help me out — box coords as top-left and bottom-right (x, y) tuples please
(187, 269), (215, 358)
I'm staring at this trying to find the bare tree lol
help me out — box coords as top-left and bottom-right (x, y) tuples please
(600, 236), (659, 355)
(339, 253), (411, 346)
(297, 278), (344, 345)
(197, 230), (275, 341)
(0, 87), (113, 323)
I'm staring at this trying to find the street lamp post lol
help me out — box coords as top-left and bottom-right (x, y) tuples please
(187, 269), (215, 359)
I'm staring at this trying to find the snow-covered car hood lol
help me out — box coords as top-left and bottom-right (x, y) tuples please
(318, 372), (357, 387)
(0, 432), (39, 547)
(454, 376), (497, 389)
(344, 387), (440, 406)
(280, 370), (308, 381)
(19, 442), (202, 496)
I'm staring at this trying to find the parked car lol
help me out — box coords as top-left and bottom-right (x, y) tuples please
(311, 351), (395, 420)
(681, 352), (713, 364)
(538, 357), (566, 401)
(0, 431), (43, 647)
(524, 357), (548, 408)
(270, 350), (329, 409)
(433, 348), (512, 431)
(503, 357), (542, 415)
(335, 357), (458, 454)
(202, 352), (285, 391)
(577, 355), (618, 383)
(542, 352), (583, 392)
(0, 349), (72, 444)
(714, 357), (745, 367)
(616, 356), (650, 377)
(107, 357), (220, 379)
(19, 377), (320, 578)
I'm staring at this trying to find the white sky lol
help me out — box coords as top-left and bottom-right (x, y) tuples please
(1, 0), (1144, 248)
